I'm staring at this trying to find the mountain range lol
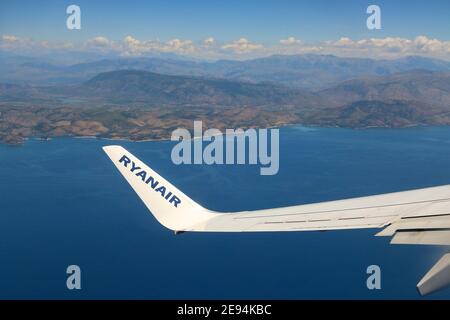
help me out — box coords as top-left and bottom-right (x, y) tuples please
(1, 53), (450, 144)
(4, 68), (448, 110)
(2, 53), (450, 90)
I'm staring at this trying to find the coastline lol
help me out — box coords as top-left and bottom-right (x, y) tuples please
(3, 122), (439, 147)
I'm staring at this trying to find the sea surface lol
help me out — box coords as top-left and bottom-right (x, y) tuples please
(1, 126), (450, 299)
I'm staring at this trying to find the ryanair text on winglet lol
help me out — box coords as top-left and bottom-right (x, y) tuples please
(119, 155), (182, 208)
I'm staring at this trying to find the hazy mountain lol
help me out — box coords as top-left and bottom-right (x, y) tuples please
(319, 70), (450, 109)
(0, 55), (202, 85)
(2, 68), (450, 144)
(208, 55), (450, 90)
(307, 100), (450, 128)
(3, 69), (450, 112)
(0, 69), (322, 108)
(2, 54), (450, 89)
(73, 70), (322, 107)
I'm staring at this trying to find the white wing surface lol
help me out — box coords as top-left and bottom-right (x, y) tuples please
(103, 145), (450, 295)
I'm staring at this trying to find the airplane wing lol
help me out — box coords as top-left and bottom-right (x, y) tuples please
(103, 145), (450, 296)
(199, 187), (450, 236)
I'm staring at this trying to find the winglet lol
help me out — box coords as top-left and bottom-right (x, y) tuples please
(103, 145), (217, 232)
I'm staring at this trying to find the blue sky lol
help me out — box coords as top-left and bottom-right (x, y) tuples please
(1, 0), (449, 42)
(1, 0), (450, 60)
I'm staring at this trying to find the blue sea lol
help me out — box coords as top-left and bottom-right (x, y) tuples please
(1, 125), (450, 299)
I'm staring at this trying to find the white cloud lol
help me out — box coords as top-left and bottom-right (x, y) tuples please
(2, 34), (450, 61)
(124, 35), (140, 47)
(203, 37), (215, 46)
(323, 35), (450, 59)
(0, 34), (31, 50)
(221, 38), (263, 54)
(0, 34), (73, 53)
(121, 36), (195, 56)
(279, 37), (302, 45)
(166, 38), (194, 53)
(334, 37), (353, 46)
(413, 36), (448, 53)
(1, 35), (19, 42)
(88, 36), (112, 47)
(84, 36), (120, 53)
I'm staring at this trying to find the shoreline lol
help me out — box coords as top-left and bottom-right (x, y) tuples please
(2, 122), (442, 146)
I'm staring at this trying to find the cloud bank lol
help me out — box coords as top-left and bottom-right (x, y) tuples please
(1, 34), (450, 61)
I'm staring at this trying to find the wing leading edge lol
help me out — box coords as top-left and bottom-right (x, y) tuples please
(103, 145), (450, 295)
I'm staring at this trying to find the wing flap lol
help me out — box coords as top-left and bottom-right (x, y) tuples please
(391, 230), (450, 245)
(376, 215), (450, 237)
